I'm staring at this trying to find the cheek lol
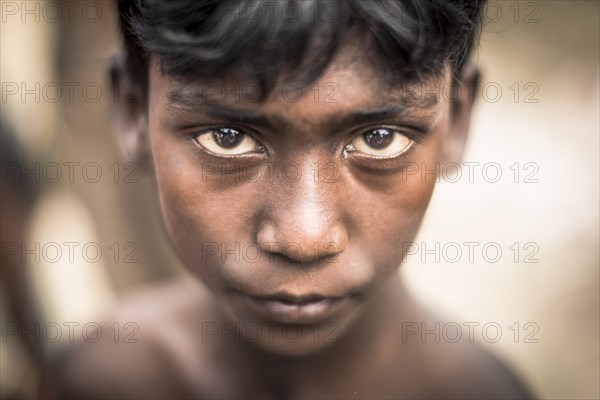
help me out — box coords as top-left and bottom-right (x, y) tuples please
(352, 128), (445, 272)
(154, 152), (208, 259)
(356, 184), (433, 276)
(148, 131), (241, 282)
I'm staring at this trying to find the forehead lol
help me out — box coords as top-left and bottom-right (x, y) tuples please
(149, 45), (450, 129)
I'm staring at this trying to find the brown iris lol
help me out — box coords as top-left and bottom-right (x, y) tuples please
(213, 128), (243, 149)
(363, 129), (393, 149)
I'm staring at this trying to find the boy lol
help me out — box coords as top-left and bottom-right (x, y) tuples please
(44, 0), (532, 398)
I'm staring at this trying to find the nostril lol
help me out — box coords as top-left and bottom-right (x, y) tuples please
(316, 252), (342, 265)
(258, 241), (345, 264)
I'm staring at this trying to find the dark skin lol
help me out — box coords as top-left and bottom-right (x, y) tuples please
(43, 42), (532, 399)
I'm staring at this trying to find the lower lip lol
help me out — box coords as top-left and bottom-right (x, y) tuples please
(241, 295), (348, 325)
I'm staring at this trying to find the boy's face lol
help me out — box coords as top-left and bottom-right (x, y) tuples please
(121, 44), (476, 355)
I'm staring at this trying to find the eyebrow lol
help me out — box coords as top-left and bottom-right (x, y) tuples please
(166, 90), (440, 132)
(343, 104), (419, 127)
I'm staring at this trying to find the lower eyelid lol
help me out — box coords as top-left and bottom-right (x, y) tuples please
(345, 141), (417, 170)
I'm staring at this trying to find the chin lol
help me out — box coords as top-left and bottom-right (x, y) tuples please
(239, 322), (344, 357)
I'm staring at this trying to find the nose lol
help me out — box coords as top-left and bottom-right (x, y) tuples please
(255, 161), (349, 264)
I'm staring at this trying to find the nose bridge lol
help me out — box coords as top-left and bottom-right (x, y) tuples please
(256, 157), (348, 262)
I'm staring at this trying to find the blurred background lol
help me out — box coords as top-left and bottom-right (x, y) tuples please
(1, 1), (598, 398)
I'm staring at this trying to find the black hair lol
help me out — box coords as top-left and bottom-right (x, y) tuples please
(117, 0), (486, 98)
(0, 120), (38, 203)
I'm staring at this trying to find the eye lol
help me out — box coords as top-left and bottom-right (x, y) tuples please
(194, 127), (264, 156)
(348, 127), (414, 158)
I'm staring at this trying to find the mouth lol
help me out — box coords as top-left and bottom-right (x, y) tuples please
(239, 292), (351, 325)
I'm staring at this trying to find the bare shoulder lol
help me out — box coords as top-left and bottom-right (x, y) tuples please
(396, 310), (535, 400)
(393, 301), (535, 399)
(43, 278), (217, 399)
(419, 339), (534, 399)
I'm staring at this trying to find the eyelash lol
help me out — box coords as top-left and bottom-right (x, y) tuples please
(187, 125), (268, 158)
(189, 125), (421, 161)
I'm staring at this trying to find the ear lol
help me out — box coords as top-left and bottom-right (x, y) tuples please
(109, 51), (153, 171)
(441, 63), (480, 164)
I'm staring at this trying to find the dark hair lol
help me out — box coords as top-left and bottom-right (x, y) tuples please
(117, 0), (486, 98)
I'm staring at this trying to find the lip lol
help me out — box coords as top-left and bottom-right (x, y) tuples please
(240, 293), (350, 325)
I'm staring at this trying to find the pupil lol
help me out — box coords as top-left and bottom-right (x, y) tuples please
(364, 129), (393, 149)
(214, 128), (242, 149)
